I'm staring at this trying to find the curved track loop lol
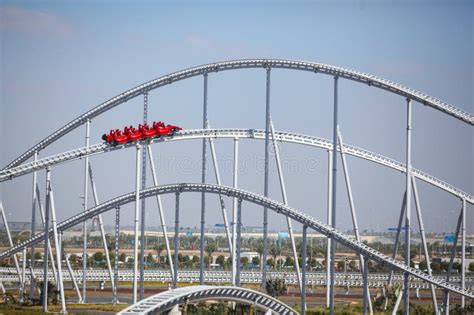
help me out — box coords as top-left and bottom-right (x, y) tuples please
(1, 129), (472, 204)
(117, 285), (298, 315)
(4, 59), (473, 170)
(0, 183), (472, 298)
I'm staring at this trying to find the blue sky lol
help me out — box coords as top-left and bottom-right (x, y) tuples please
(0, 1), (472, 234)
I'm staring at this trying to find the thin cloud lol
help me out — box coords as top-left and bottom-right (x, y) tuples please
(0, 6), (74, 40)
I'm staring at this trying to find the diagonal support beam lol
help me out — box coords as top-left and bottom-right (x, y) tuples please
(88, 163), (116, 293)
(337, 128), (373, 314)
(270, 120), (303, 296)
(147, 146), (174, 282)
(0, 202), (22, 284)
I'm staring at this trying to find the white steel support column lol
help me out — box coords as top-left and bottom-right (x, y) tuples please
(62, 231), (82, 303)
(236, 199), (242, 287)
(21, 246), (27, 302)
(443, 210), (462, 314)
(301, 225), (308, 315)
(262, 67), (271, 289)
(411, 176), (438, 312)
(50, 190), (66, 313)
(139, 92), (148, 299)
(35, 185), (58, 284)
(0, 203), (22, 284)
(42, 167), (51, 312)
(326, 150), (332, 308)
(200, 74), (208, 285)
(82, 118), (90, 302)
(329, 76), (338, 315)
(88, 163), (115, 293)
(363, 258), (369, 315)
(270, 120), (303, 296)
(173, 192), (180, 288)
(386, 192), (407, 299)
(29, 151), (38, 297)
(231, 137), (239, 286)
(403, 99), (412, 314)
(337, 128), (373, 314)
(208, 136), (233, 253)
(132, 144), (141, 304)
(461, 198), (466, 308)
(147, 146), (174, 282)
(113, 206), (120, 305)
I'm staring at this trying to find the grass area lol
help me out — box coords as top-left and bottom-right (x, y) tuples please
(0, 303), (127, 315)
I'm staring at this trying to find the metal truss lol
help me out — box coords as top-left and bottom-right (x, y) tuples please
(2, 129), (472, 204)
(117, 285), (297, 315)
(0, 183), (472, 299)
(3, 59), (472, 171)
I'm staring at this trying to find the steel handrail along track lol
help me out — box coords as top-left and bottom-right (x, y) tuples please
(118, 285), (297, 314)
(4, 59), (473, 170)
(0, 183), (472, 298)
(1, 129), (472, 204)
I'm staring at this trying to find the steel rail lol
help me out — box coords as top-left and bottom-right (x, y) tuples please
(2, 129), (472, 204)
(0, 183), (472, 298)
(117, 285), (297, 314)
(4, 59), (472, 171)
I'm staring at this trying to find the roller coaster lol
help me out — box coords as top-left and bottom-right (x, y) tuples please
(1, 59), (472, 315)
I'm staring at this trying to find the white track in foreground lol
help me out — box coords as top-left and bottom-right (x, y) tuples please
(117, 285), (297, 315)
(0, 183), (472, 298)
(1, 129), (472, 204)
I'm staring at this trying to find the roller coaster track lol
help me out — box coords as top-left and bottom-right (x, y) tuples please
(0, 268), (471, 290)
(1, 129), (472, 204)
(117, 285), (298, 314)
(4, 59), (472, 171)
(0, 183), (472, 298)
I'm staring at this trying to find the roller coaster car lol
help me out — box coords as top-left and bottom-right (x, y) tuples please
(125, 126), (142, 142)
(103, 121), (182, 145)
(139, 124), (157, 138)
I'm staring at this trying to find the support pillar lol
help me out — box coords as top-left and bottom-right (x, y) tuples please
(403, 99), (412, 315)
(132, 144), (141, 304)
(301, 225), (308, 315)
(236, 199), (242, 287)
(82, 119), (90, 302)
(412, 176), (438, 313)
(147, 146), (174, 282)
(113, 206), (120, 305)
(200, 73), (208, 286)
(62, 231), (82, 303)
(139, 92), (148, 299)
(461, 198), (466, 309)
(232, 137), (239, 285)
(262, 67), (271, 289)
(326, 150), (333, 308)
(0, 203), (22, 284)
(29, 151), (38, 298)
(363, 258), (369, 315)
(208, 136), (233, 253)
(42, 167), (51, 312)
(338, 128), (372, 314)
(50, 190), (67, 313)
(270, 120), (303, 296)
(88, 163), (115, 294)
(173, 192), (180, 288)
(35, 185), (58, 284)
(443, 210), (462, 314)
(329, 76), (338, 315)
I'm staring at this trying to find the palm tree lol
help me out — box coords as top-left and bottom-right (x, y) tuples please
(205, 244), (217, 266)
(154, 244), (166, 263)
(269, 244), (281, 270)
